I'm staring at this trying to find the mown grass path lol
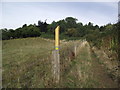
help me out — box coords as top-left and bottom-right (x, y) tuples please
(59, 40), (118, 88)
(78, 41), (118, 88)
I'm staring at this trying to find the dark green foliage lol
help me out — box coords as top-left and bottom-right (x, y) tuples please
(85, 23), (118, 51)
(65, 17), (78, 28)
(47, 21), (58, 34)
(37, 20), (48, 33)
(65, 28), (78, 37)
(1, 29), (10, 40)
(57, 19), (67, 33)
(1, 24), (41, 40)
(1, 16), (118, 52)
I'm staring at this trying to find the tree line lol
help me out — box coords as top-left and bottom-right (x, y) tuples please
(0, 17), (119, 51)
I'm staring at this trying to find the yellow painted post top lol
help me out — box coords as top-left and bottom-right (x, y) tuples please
(55, 26), (60, 50)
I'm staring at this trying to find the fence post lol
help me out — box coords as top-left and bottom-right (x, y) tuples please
(52, 26), (60, 84)
(74, 45), (77, 57)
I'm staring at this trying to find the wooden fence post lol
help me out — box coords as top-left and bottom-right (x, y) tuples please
(74, 45), (77, 57)
(52, 50), (60, 84)
(52, 26), (60, 84)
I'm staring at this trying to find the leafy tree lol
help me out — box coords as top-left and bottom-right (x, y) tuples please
(37, 20), (48, 32)
(57, 19), (67, 33)
(15, 28), (22, 38)
(47, 21), (57, 34)
(8, 29), (15, 39)
(22, 24), (27, 28)
(1, 29), (10, 40)
(65, 17), (78, 28)
(1, 16), (118, 46)
(65, 28), (79, 37)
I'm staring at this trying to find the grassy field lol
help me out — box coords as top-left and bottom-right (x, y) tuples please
(2, 37), (118, 88)
(2, 37), (55, 88)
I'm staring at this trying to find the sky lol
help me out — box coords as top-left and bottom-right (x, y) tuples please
(0, 2), (118, 29)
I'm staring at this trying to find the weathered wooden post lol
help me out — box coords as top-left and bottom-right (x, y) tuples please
(52, 26), (60, 84)
(74, 45), (77, 57)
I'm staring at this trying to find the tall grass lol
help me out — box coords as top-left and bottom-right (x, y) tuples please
(58, 40), (98, 88)
(2, 37), (54, 88)
(3, 38), (95, 88)
(3, 37), (116, 88)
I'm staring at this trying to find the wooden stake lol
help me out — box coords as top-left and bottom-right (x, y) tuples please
(52, 26), (60, 84)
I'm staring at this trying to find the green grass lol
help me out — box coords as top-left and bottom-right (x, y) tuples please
(2, 37), (117, 88)
(58, 41), (100, 88)
(2, 37), (54, 88)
